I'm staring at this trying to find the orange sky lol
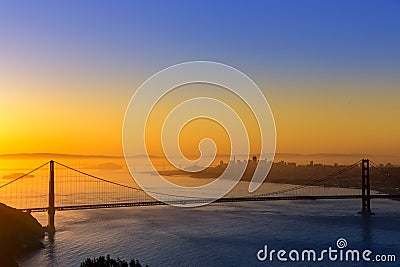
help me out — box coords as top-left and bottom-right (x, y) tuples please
(1, 2), (399, 162)
(1, 77), (399, 158)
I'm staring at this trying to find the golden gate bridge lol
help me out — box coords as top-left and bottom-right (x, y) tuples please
(0, 159), (399, 233)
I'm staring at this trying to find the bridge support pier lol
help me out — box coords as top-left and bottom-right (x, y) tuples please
(359, 159), (373, 215)
(47, 160), (56, 233)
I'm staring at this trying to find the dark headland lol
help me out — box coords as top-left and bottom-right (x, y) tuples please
(0, 203), (44, 267)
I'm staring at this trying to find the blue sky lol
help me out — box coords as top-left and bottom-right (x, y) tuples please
(1, 0), (399, 82)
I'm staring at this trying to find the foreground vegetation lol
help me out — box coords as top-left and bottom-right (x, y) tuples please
(80, 255), (148, 267)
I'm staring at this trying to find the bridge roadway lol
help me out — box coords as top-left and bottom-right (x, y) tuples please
(21, 194), (400, 213)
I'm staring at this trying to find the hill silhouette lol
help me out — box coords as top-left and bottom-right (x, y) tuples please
(0, 203), (44, 266)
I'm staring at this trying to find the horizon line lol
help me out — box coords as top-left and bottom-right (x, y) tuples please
(0, 152), (399, 159)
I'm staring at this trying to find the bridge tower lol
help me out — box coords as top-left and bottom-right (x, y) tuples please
(359, 159), (373, 215)
(47, 160), (56, 233)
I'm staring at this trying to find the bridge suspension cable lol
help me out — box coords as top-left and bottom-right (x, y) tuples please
(370, 160), (391, 177)
(255, 160), (362, 197)
(54, 161), (203, 200)
(0, 161), (50, 189)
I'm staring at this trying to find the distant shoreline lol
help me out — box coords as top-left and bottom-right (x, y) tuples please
(0, 152), (399, 163)
(159, 160), (400, 196)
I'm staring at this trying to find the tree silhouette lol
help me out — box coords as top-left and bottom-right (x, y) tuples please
(80, 254), (148, 267)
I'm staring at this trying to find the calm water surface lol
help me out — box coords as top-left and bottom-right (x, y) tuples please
(18, 199), (400, 267)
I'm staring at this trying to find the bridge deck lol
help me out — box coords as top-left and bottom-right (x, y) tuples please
(20, 194), (400, 213)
